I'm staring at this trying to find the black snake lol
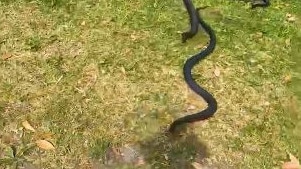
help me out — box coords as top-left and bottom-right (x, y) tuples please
(169, 0), (270, 132)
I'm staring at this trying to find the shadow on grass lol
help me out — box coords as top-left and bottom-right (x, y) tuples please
(92, 125), (211, 169)
(138, 127), (209, 169)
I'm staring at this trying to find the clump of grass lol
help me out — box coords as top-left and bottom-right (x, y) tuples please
(25, 35), (42, 51)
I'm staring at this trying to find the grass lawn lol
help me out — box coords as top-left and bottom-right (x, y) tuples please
(0, 0), (300, 168)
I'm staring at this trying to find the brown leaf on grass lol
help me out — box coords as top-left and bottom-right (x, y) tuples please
(282, 153), (300, 169)
(120, 66), (126, 74)
(80, 21), (86, 26)
(1, 53), (13, 60)
(22, 120), (36, 132)
(135, 156), (145, 166)
(187, 104), (197, 111)
(196, 44), (207, 50)
(36, 140), (55, 150)
(214, 67), (220, 77)
(286, 13), (296, 22)
(191, 162), (204, 169)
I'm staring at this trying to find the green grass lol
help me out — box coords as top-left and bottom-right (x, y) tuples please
(0, 0), (300, 168)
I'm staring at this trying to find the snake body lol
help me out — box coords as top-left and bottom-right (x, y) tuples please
(169, 0), (217, 132)
(169, 0), (270, 132)
(251, 0), (270, 8)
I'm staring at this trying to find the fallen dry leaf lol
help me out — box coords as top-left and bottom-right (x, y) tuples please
(191, 162), (204, 169)
(282, 153), (300, 169)
(120, 66), (126, 74)
(135, 156), (145, 166)
(22, 120), (36, 132)
(2, 53), (13, 60)
(164, 154), (169, 160)
(214, 68), (221, 77)
(187, 104), (197, 111)
(286, 13), (296, 22)
(36, 140), (55, 150)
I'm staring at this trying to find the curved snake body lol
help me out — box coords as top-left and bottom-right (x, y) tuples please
(169, 0), (217, 132)
(169, 0), (270, 132)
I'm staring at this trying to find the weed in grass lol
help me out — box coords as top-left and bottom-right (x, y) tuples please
(25, 35), (42, 52)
